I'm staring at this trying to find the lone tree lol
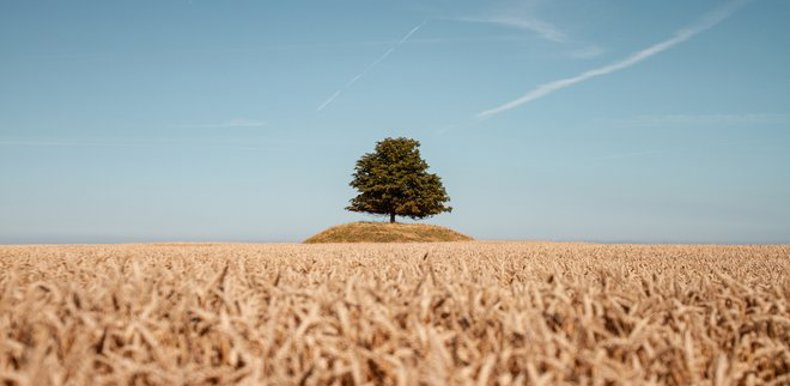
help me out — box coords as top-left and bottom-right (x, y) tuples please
(347, 137), (452, 223)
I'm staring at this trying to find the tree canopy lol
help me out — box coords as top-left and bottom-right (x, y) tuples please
(346, 137), (452, 223)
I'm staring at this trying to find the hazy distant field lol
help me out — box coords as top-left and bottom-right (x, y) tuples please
(1, 242), (788, 385)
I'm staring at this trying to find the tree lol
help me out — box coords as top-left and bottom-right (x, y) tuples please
(347, 137), (452, 223)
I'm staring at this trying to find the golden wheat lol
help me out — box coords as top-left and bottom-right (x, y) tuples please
(0, 242), (788, 385)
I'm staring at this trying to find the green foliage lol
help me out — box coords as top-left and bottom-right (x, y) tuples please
(346, 137), (452, 222)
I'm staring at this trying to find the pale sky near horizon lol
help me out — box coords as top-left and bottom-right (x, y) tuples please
(1, 0), (789, 244)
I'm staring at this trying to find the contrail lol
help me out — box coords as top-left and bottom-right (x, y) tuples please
(477, 0), (751, 118)
(317, 21), (426, 112)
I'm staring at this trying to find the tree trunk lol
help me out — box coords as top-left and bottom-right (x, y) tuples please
(390, 213), (396, 223)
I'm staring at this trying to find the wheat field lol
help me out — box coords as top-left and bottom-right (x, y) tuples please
(0, 242), (788, 385)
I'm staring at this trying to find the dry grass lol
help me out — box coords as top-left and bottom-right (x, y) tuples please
(304, 222), (473, 243)
(0, 241), (788, 385)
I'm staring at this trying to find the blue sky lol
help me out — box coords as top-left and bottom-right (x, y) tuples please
(1, 0), (789, 243)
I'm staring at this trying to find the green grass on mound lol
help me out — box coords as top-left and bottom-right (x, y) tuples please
(304, 222), (473, 243)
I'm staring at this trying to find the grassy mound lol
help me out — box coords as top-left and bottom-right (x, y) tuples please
(304, 222), (473, 243)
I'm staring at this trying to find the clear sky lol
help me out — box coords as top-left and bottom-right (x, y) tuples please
(1, 0), (789, 244)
